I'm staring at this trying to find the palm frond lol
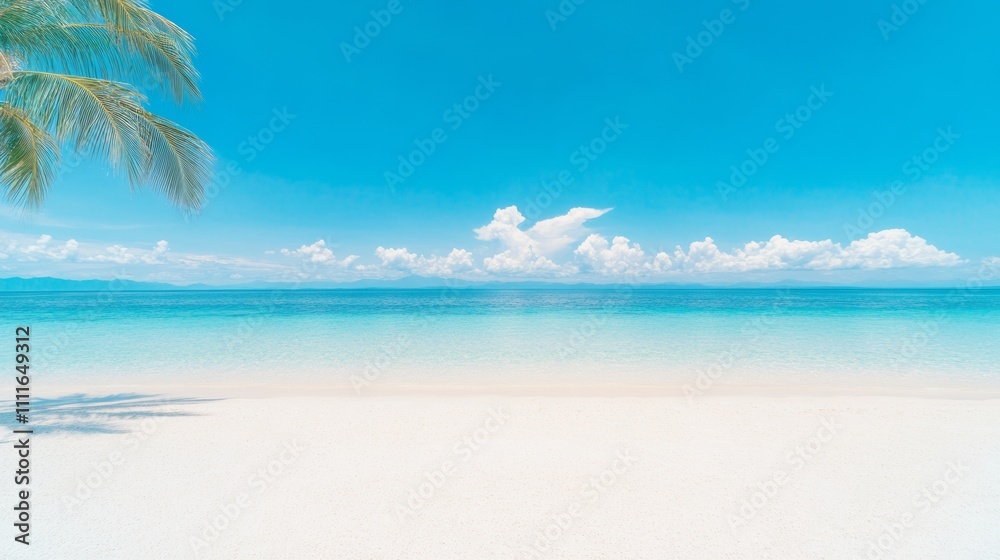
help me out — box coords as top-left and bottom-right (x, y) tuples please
(5, 70), (148, 185)
(0, 50), (16, 86)
(9, 22), (201, 102)
(135, 109), (214, 211)
(0, 0), (212, 211)
(64, 0), (194, 51)
(0, 0), (68, 53)
(0, 103), (60, 208)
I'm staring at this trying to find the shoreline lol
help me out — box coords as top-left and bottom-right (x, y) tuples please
(25, 379), (1000, 400)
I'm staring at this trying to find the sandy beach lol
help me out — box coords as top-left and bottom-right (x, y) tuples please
(7, 387), (999, 559)
(3, 0), (998, 557)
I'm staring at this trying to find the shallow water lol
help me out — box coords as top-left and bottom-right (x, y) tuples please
(5, 288), (999, 387)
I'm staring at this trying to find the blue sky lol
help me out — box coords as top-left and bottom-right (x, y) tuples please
(3, 0), (999, 284)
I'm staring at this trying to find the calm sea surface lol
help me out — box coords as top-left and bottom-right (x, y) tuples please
(4, 289), (998, 387)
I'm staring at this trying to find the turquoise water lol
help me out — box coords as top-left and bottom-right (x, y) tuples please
(4, 289), (999, 387)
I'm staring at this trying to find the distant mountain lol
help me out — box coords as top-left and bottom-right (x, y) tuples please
(1, 275), (997, 292)
(0, 277), (187, 292)
(0, 276), (685, 291)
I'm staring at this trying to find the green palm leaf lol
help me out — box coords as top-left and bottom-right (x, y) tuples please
(6, 71), (148, 185)
(0, 103), (60, 208)
(0, 0), (211, 210)
(136, 109), (214, 210)
(0, 0), (68, 53)
(8, 23), (201, 103)
(65, 0), (194, 50)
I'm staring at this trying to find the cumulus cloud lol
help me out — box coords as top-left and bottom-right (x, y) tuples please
(90, 244), (136, 264)
(474, 206), (610, 256)
(84, 240), (175, 265)
(1, 210), (968, 284)
(14, 234), (79, 261)
(275, 213), (963, 281)
(481, 249), (572, 276)
(664, 229), (961, 273)
(141, 240), (169, 264)
(835, 229), (963, 269)
(374, 246), (418, 268)
(374, 247), (476, 276)
(474, 205), (608, 276)
(0, 234), (169, 265)
(280, 240), (358, 267)
(574, 234), (650, 275)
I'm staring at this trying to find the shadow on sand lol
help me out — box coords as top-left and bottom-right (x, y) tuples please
(1, 393), (219, 439)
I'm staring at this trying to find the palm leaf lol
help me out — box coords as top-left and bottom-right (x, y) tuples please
(5, 70), (148, 185)
(6, 22), (201, 103)
(0, 50), (15, 85)
(0, 103), (60, 208)
(0, 0), (212, 211)
(64, 0), (194, 51)
(0, 0), (68, 53)
(136, 108), (214, 211)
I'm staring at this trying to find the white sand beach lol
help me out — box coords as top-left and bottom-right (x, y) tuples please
(6, 386), (1000, 559)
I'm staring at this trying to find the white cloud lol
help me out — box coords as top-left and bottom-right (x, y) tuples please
(836, 229), (963, 269)
(14, 234), (79, 261)
(0, 210), (968, 284)
(666, 229), (961, 273)
(521, 207), (612, 255)
(141, 240), (169, 264)
(374, 246), (418, 268)
(375, 246), (476, 276)
(424, 248), (476, 276)
(91, 244), (137, 264)
(648, 251), (674, 273)
(481, 249), (572, 276)
(474, 205), (610, 256)
(85, 240), (173, 265)
(474, 205), (608, 276)
(574, 234), (649, 275)
(280, 240), (358, 267)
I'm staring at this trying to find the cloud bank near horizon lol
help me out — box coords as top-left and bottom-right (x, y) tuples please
(0, 206), (979, 284)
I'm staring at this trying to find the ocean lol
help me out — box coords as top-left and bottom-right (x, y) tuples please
(4, 288), (999, 388)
